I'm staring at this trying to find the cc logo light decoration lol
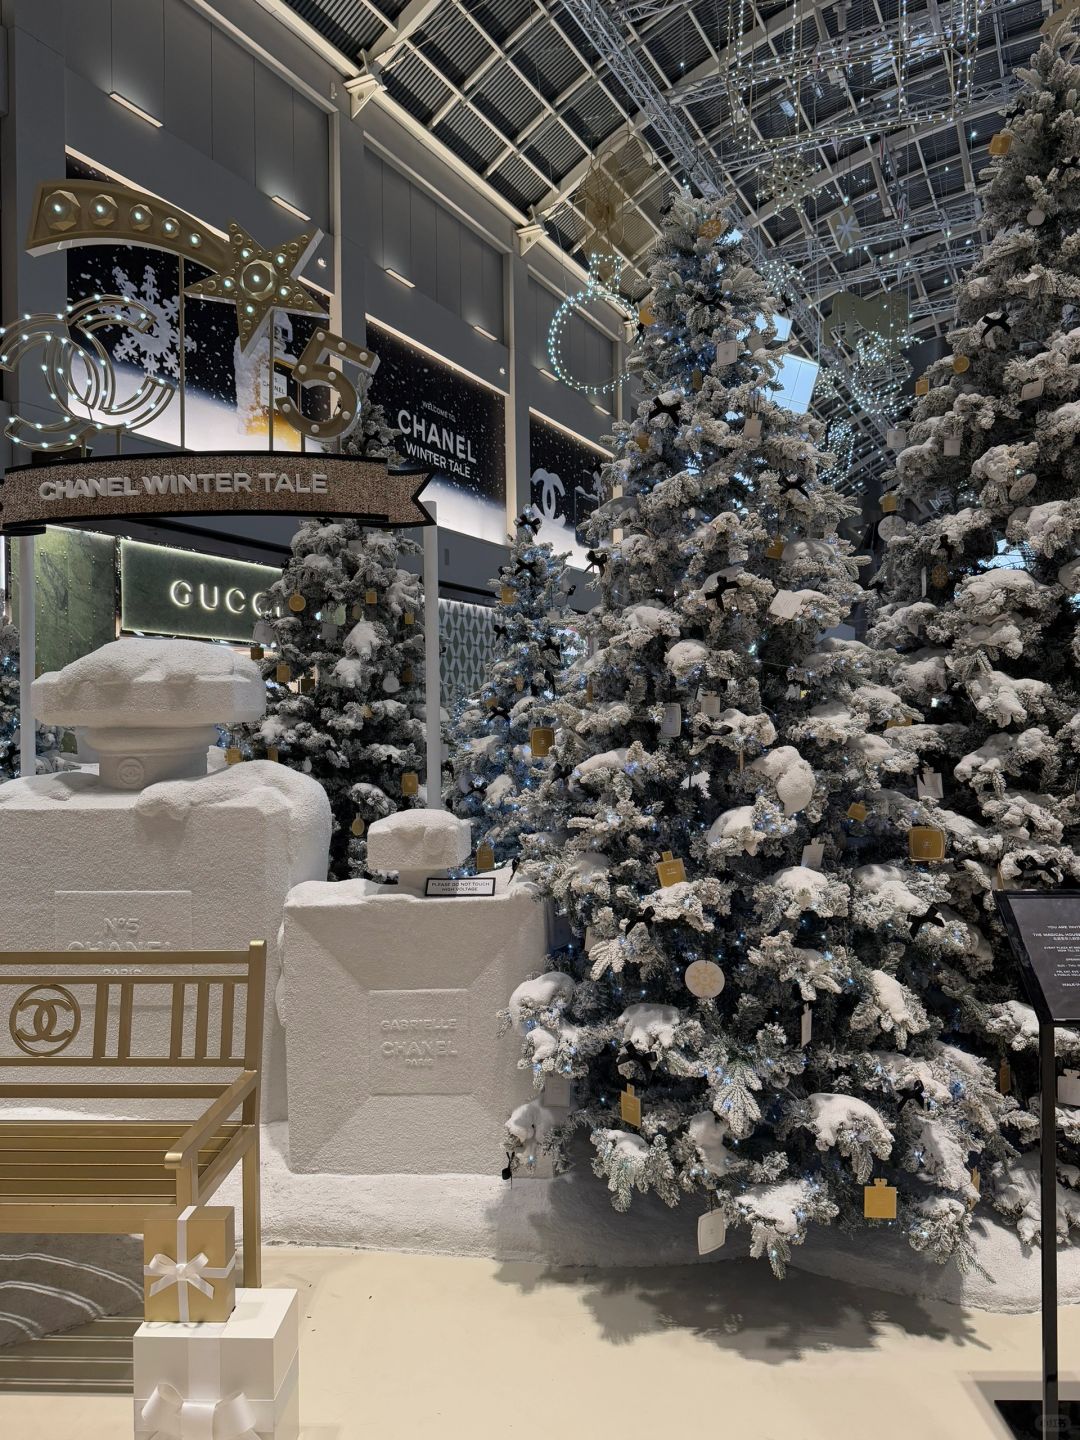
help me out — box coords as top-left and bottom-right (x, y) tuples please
(9, 983), (82, 1056)
(547, 252), (634, 396)
(0, 296), (176, 450)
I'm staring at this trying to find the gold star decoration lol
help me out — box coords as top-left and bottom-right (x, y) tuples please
(183, 221), (327, 350)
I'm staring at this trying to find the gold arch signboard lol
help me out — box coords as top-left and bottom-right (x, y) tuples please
(1, 179), (394, 456)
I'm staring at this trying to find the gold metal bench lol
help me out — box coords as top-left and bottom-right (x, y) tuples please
(0, 943), (265, 1287)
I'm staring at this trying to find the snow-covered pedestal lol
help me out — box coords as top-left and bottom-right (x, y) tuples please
(0, 640), (331, 1118)
(283, 810), (554, 1173)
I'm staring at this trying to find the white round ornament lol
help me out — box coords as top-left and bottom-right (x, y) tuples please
(1027, 207), (1046, 227)
(685, 960), (725, 998)
(877, 515), (907, 541)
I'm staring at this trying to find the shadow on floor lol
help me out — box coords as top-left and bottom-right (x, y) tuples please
(492, 1254), (989, 1362)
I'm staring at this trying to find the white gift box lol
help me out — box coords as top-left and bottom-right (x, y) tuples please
(134, 1288), (299, 1440)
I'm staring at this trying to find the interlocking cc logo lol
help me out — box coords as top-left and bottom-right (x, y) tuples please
(9, 984), (81, 1056)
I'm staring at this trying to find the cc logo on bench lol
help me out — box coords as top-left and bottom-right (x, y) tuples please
(9, 984), (82, 1056)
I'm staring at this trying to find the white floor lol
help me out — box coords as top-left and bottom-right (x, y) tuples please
(0, 1244), (1073, 1439)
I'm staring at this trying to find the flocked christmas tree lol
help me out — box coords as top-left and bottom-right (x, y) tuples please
(0, 620), (20, 780)
(447, 508), (576, 866)
(503, 195), (1015, 1274)
(235, 377), (427, 880)
(871, 26), (1080, 1245)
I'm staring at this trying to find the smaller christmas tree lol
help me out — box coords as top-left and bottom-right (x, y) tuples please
(0, 620), (20, 780)
(448, 509), (576, 866)
(233, 376), (427, 879)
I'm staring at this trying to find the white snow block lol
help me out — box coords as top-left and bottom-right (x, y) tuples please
(0, 762), (331, 1119)
(367, 808), (471, 893)
(283, 875), (553, 1173)
(34, 637), (264, 788)
(134, 1287), (298, 1440)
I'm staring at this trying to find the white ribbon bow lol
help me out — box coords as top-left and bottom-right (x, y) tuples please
(144, 1206), (236, 1321)
(141, 1384), (258, 1440)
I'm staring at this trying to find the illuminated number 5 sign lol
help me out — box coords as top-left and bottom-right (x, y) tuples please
(277, 328), (380, 442)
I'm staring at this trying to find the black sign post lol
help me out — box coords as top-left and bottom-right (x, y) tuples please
(995, 890), (1080, 1438)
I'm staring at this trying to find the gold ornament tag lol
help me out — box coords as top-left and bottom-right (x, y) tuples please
(908, 826), (946, 862)
(620, 1085), (642, 1129)
(847, 802), (868, 822)
(881, 493), (899, 513)
(351, 603), (362, 620)
(300, 676), (315, 694)
(885, 716), (913, 729)
(656, 851), (686, 887)
(250, 644), (264, 660)
(365, 589), (377, 605)
(989, 131), (1012, 156)
(765, 537), (785, 560)
(361, 704), (373, 719)
(638, 303), (655, 327)
(500, 584), (515, 604)
(351, 816), (365, 837)
(515, 676), (525, 692)
(404, 610), (415, 626)
(915, 376), (930, 397)
(930, 564), (949, 588)
(864, 1178), (897, 1220)
(402, 771), (419, 797)
(998, 1057), (1012, 1094)
(275, 662), (292, 685)
(401, 665), (414, 684)
(743, 414), (762, 440)
(685, 960), (725, 998)
(952, 355), (970, 374)
(634, 432), (651, 452)
(225, 746), (242, 765)
(288, 593), (306, 613)
(530, 726), (556, 757)
(691, 368), (703, 391)
(476, 841), (495, 872)
(267, 746), (279, 763)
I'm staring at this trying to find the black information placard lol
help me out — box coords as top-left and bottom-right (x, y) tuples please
(995, 891), (1080, 1024)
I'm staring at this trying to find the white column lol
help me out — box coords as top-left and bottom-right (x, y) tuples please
(18, 535), (35, 778)
(422, 503), (442, 809)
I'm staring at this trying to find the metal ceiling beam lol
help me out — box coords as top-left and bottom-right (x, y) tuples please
(364, 0), (446, 67)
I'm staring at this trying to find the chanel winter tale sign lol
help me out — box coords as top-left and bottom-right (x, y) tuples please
(995, 891), (1080, 1023)
(0, 452), (431, 533)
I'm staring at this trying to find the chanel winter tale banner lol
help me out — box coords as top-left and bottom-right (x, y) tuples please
(368, 322), (507, 543)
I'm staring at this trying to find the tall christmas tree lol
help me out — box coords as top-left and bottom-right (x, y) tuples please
(505, 195), (1013, 1274)
(871, 27), (1080, 1244)
(237, 378), (427, 880)
(448, 508), (575, 865)
(0, 620), (20, 780)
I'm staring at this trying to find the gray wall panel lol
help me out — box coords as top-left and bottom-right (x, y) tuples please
(290, 91), (329, 232)
(409, 182), (437, 299)
(62, 0), (109, 90)
(435, 202), (462, 320)
(164, 2), (212, 156)
(210, 28), (255, 185)
(253, 64), (294, 213)
(111, 0), (164, 124)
